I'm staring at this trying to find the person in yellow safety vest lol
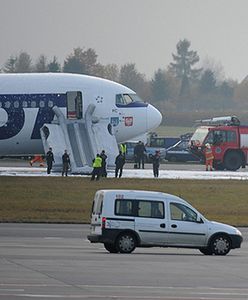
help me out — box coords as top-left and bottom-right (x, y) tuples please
(205, 143), (214, 171)
(90, 154), (102, 181)
(120, 143), (127, 158)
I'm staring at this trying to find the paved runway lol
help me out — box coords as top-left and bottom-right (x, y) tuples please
(0, 223), (247, 300)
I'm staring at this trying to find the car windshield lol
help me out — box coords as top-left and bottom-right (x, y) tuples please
(191, 127), (210, 144)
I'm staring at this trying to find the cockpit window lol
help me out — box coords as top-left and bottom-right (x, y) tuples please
(116, 94), (142, 106)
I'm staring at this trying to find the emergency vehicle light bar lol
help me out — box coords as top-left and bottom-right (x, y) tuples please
(195, 116), (240, 126)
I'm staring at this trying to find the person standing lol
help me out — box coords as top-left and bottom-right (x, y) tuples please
(134, 141), (146, 169)
(91, 154), (102, 181)
(100, 150), (107, 177)
(119, 143), (127, 158)
(46, 147), (55, 174)
(205, 143), (214, 171)
(62, 150), (70, 176)
(115, 151), (125, 178)
(152, 150), (160, 178)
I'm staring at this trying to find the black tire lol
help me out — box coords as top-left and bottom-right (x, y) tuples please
(104, 243), (119, 253)
(199, 248), (213, 255)
(209, 234), (231, 256)
(224, 151), (242, 171)
(116, 232), (136, 254)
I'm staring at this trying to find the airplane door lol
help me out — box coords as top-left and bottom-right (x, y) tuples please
(66, 91), (82, 119)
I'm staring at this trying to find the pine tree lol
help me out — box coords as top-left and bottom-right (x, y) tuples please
(170, 39), (201, 96)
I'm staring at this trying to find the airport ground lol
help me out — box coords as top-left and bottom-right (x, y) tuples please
(0, 223), (247, 300)
(1, 159), (248, 299)
(0, 157), (203, 171)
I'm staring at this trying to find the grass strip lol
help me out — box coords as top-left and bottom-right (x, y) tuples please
(0, 176), (247, 226)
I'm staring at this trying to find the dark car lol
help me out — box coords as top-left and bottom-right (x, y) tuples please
(165, 140), (200, 162)
(125, 142), (165, 163)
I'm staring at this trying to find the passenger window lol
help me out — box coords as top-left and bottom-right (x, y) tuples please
(115, 199), (134, 216)
(138, 201), (152, 218)
(138, 200), (164, 219)
(170, 203), (197, 222)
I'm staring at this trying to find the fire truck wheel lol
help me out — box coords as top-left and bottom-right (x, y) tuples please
(224, 151), (242, 171)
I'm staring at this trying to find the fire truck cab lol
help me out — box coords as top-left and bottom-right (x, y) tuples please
(190, 116), (248, 171)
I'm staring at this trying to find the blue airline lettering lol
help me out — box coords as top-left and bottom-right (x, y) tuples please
(0, 93), (66, 140)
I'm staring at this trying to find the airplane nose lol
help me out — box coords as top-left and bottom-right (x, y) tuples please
(147, 104), (162, 131)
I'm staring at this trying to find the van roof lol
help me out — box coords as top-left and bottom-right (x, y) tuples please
(96, 189), (188, 204)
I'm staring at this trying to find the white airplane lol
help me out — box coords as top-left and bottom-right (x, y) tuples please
(0, 73), (162, 173)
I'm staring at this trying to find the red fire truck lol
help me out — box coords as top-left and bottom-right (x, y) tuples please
(190, 116), (248, 171)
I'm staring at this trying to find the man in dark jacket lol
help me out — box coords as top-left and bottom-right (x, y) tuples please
(100, 150), (107, 177)
(152, 150), (160, 178)
(115, 151), (125, 178)
(134, 141), (146, 169)
(62, 150), (70, 176)
(46, 147), (55, 174)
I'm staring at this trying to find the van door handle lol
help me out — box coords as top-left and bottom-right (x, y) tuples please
(171, 224), (177, 228)
(160, 223), (166, 228)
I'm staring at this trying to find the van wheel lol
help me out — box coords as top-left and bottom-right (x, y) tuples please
(116, 233), (136, 253)
(210, 234), (231, 255)
(199, 248), (213, 255)
(104, 243), (119, 253)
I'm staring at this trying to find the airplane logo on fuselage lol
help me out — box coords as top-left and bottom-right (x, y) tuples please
(0, 93), (66, 140)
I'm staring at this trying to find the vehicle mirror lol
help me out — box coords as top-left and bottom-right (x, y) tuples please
(196, 215), (203, 223)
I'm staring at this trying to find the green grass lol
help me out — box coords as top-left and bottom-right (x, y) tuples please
(0, 176), (248, 226)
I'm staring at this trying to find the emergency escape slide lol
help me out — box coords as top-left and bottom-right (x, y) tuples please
(40, 105), (119, 174)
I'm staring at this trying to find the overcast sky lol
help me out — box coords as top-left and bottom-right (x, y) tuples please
(1, 0), (248, 82)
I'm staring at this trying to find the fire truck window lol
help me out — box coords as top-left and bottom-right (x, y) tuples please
(226, 131), (237, 142)
(213, 131), (226, 145)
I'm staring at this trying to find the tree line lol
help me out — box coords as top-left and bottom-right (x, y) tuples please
(2, 39), (248, 117)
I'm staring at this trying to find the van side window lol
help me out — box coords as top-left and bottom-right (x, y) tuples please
(115, 199), (134, 216)
(115, 199), (164, 218)
(138, 201), (164, 219)
(170, 203), (197, 222)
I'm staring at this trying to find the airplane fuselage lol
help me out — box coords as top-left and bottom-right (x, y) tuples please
(0, 73), (162, 155)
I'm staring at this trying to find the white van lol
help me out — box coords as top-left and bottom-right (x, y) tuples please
(87, 190), (243, 255)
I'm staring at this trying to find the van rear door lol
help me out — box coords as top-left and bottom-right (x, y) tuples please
(90, 191), (104, 235)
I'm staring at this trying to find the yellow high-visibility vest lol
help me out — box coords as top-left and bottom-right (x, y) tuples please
(93, 156), (102, 168)
(120, 144), (127, 154)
